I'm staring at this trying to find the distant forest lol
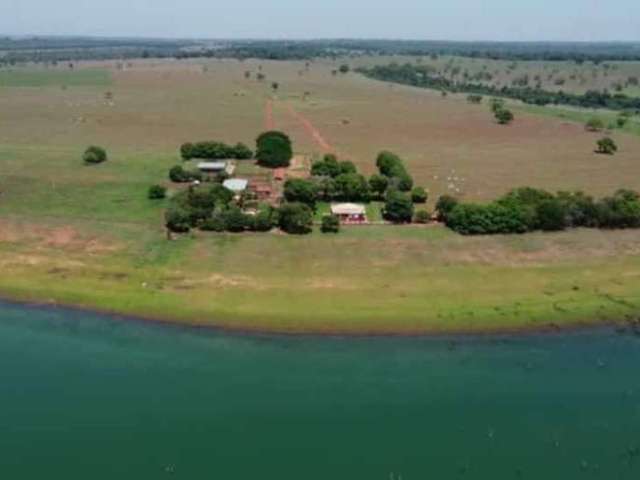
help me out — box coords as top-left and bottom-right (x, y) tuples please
(358, 63), (640, 112)
(2, 37), (640, 64)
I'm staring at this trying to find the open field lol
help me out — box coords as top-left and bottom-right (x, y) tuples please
(1, 57), (640, 333)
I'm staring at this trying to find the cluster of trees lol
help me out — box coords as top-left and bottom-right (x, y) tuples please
(164, 183), (315, 235)
(442, 187), (640, 235)
(180, 141), (253, 160)
(358, 63), (640, 112)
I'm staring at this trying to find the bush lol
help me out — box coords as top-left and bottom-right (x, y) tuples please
(596, 137), (618, 155)
(321, 215), (340, 233)
(284, 179), (318, 208)
(200, 213), (226, 232)
(411, 186), (428, 204)
(179, 141), (254, 160)
(495, 109), (514, 125)
(585, 117), (605, 132)
(435, 195), (459, 221)
(536, 199), (567, 231)
(250, 206), (275, 232)
(278, 202), (313, 234)
(445, 202), (529, 235)
(596, 190), (640, 229)
(383, 190), (414, 223)
(148, 184), (167, 200)
(169, 165), (199, 183)
(414, 210), (431, 224)
(165, 207), (191, 233)
(256, 131), (293, 168)
(83, 146), (107, 164)
(222, 206), (249, 232)
(556, 191), (599, 228)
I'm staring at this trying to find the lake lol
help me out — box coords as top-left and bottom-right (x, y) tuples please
(1, 300), (639, 479)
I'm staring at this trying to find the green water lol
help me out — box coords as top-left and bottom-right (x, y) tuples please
(1, 301), (639, 479)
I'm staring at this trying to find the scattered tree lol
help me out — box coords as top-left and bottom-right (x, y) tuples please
(596, 137), (618, 155)
(83, 146), (107, 164)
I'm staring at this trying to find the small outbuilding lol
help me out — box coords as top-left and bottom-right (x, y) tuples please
(330, 203), (367, 224)
(197, 161), (236, 177)
(223, 178), (249, 193)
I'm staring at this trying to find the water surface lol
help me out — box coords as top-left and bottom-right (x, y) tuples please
(1, 301), (639, 479)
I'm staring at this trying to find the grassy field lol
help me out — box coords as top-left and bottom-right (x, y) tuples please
(1, 58), (640, 334)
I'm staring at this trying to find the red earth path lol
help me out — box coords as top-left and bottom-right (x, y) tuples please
(264, 99), (276, 131)
(286, 103), (334, 153)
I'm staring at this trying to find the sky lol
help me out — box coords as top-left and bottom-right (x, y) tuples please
(3, 0), (640, 42)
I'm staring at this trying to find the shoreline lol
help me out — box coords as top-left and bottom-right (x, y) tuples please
(0, 291), (633, 340)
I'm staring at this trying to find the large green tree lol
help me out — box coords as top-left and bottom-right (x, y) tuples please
(256, 131), (293, 168)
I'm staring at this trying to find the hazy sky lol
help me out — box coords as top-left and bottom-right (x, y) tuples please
(4, 0), (640, 41)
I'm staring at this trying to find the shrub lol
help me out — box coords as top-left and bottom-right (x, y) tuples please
(585, 117), (605, 132)
(222, 206), (248, 232)
(250, 206), (275, 232)
(165, 207), (191, 233)
(495, 109), (514, 125)
(83, 146), (107, 164)
(596, 137), (618, 155)
(383, 190), (414, 223)
(411, 187), (428, 204)
(467, 94), (483, 104)
(445, 202), (529, 235)
(321, 215), (340, 233)
(179, 141), (253, 160)
(200, 213), (226, 232)
(284, 179), (318, 208)
(339, 64), (350, 74)
(489, 98), (505, 113)
(278, 203), (313, 234)
(435, 195), (459, 221)
(148, 184), (167, 200)
(414, 210), (431, 224)
(536, 199), (567, 231)
(556, 191), (599, 228)
(596, 190), (640, 229)
(256, 131), (293, 168)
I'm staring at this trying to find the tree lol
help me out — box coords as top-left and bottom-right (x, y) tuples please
(339, 64), (350, 74)
(256, 131), (293, 168)
(284, 179), (318, 208)
(231, 142), (253, 159)
(165, 207), (191, 233)
(311, 154), (341, 177)
(383, 191), (414, 223)
(272, 82), (279, 92)
(495, 109), (514, 125)
(169, 165), (192, 183)
(180, 142), (194, 160)
(321, 215), (340, 233)
(148, 184), (167, 200)
(585, 117), (605, 132)
(338, 160), (357, 175)
(369, 174), (389, 198)
(250, 205), (275, 232)
(333, 173), (370, 201)
(411, 186), (428, 204)
(278, 203), (313, 234)
(83, 146), (107, 164)
(596, 137), (618, 155)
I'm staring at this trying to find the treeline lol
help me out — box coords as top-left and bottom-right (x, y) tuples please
(180, 141), (253, 160)
(358, 63), (640, 112)
(4, 37), (640, 64)
(441, 188), (640, 235)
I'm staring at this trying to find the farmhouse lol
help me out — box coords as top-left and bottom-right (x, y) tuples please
(331, 203), (367, 224)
